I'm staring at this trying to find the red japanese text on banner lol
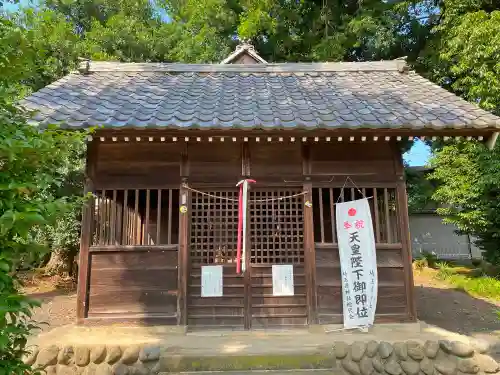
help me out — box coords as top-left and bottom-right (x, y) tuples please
(336, 198), (377, 328)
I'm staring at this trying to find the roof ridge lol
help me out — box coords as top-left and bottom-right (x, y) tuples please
(77, 60), (408, 74)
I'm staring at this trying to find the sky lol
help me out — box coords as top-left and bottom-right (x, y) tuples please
(404, 139), (431, 166)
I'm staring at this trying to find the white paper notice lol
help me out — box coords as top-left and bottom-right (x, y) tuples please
(272, 264), (294, 296)
(201, 265), (223, 297)
(336, 198), (378, 329)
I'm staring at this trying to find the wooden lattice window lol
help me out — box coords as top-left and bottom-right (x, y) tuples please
(189, 190), (239, 265)
(249, 189), (304, 264)
(92, 188), (179, 246)
(312, 187), (400, 244)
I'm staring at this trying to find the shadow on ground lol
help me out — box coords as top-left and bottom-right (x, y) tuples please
(415, 285), (500, 359)
(28, 288), (75, 300)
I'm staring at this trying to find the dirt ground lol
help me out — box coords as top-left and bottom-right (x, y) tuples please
(20, 272), (77, 330)
(413, 269), (500, 334)
(22, 270), (500, 343)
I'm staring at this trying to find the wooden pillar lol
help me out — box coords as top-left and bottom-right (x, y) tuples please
(244, 197), (252, 330)
(76, 141), (96, 324)
(241, 141), (252, 330)
(393, 144), (417, 321)
(302, 143), (317, 324)
(303, 182), (317, 324)
(178, 146), (189, 326)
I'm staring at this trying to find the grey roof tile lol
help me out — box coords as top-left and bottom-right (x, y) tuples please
(20, 62), (500, 130)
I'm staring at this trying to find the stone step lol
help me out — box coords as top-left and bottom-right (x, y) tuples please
(168, 370), (334, 375)
(158, 353), (335, 372)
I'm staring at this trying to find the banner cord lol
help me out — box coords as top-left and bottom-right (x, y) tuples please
(336, 176), (368, 203)
(183, 184), (307, 203)
(183, 184), (371, 205)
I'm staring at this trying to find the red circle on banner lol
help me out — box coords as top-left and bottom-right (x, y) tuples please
(348, 208), (357, 216)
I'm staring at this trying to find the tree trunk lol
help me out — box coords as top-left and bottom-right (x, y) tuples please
(44, 248), (76, 277)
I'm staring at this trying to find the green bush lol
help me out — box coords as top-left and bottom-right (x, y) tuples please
(436, 261), (454, 279)
(413, 251), (439, 269)
(0, 98), (86, 373)
(413, 258), (428, 271)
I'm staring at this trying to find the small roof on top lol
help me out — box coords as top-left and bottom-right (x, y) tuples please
(21, 58), (500, 133)
(220, 41), (267, 64)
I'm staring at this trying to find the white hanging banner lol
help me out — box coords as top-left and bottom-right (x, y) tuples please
(336, 198), (378, 328)
(201, 265), (223, 297)
(272, 264), (294, 296)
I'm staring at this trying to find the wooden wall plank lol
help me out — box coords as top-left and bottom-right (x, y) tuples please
(87, 250), (178, 321)
(89, 268), (178, 290)
(250, 142), (303, 181)
(88, 291), (177, 315)
(315, 247), (404, 268)
(91, 250), (177, 269)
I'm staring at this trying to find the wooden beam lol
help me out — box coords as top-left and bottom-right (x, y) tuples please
(76, 181), (93, 323)
(145, 189), (150, 245)
(111, 189), (117, 245)
(318, 188), (324, 243)
(241, 141), (251, 177)
(301, 143), (311, 176)
(94, 128), (498, 141)
(156, 189), (162, 245)
(486, 132), (499, 150)
(89, 244), (178, 252)
(168, 189), (173, 245)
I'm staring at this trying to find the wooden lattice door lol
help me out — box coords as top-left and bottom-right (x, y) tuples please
(249, 189), (307, 328)
(187, 189), (244, 328)
(187, 187), (307, 329)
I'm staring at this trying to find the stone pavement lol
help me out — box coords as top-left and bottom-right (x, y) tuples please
(29, 321), (498, 356)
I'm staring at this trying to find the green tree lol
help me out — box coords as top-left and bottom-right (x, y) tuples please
(429, 141), (500, 264)
(0, 16), (87, 372)
(405, 166), (437, 214)
(0, 19), (87, 368)
(0, 102), (86, 374)
(44, 0), (156, 34)
(413, 1), (500, 264)
(5, 8), (80, 94)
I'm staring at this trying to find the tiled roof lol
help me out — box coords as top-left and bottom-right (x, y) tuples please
(21, 61), (500, 130)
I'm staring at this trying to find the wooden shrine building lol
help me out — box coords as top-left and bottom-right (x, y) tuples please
(23, 43), (500, 328)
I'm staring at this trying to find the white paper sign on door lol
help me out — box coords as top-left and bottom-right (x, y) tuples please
(336, 198), (378, 328)
(201, 265), (223, 297)
(272, 264), (294, 296)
